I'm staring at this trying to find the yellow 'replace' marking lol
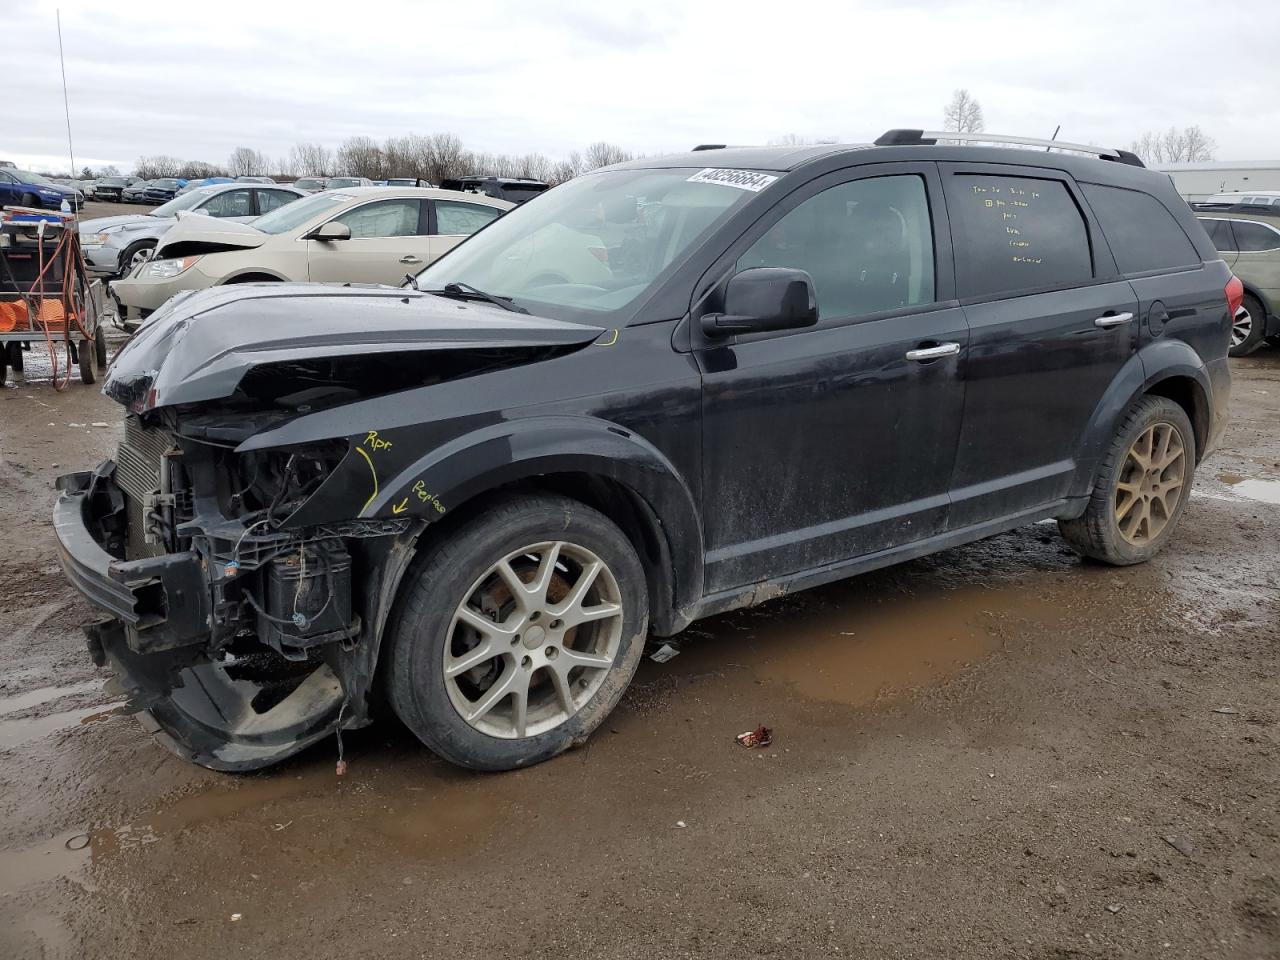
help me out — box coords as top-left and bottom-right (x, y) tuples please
(356, 446), (379, 516)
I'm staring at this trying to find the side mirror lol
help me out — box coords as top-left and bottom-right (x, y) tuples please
(308, 221), (351, 242)
(701, 267), (818, 338)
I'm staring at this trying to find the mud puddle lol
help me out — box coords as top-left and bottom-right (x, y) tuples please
(1218, 472), (1280, 505)
(0, 702), (124, 751)
(0, 679), (103, 715)
(0, 829), (93, 898)
(669, 580), (1064, 707)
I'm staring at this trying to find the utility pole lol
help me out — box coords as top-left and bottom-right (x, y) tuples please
(57, 9), (76, 178)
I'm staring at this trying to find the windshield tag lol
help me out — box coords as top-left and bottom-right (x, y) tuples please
(686, 168), (778, 192)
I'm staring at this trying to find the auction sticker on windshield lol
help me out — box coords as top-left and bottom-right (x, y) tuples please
(686, 168), (778, 192)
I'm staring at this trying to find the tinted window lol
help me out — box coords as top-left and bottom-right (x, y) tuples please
(1082, 183), (1199, 274)
(199, 189), (253, 218)
(256, 189), (297, 213)
(335, 199), (421, 238)
(948, 174), (1092, 299)
(737, 175), (935, 320)
(1198, 218), (1236, 252)
(435, 200), (502, 236)
(1232, 221), (1280, 252)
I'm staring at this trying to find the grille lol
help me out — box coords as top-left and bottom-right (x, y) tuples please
(116, 417), (173, 559)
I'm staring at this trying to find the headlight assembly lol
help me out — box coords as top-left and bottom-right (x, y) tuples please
(145, 256), (201, 280)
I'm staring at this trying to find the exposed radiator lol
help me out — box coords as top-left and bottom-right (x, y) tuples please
(116, 417), (173, 559)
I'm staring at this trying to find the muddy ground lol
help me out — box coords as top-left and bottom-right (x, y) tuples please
(1, 331), (1278, 960)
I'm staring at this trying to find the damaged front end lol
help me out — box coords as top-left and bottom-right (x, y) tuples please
(53, 283), (602, 770)
(56, 414), (421, 770)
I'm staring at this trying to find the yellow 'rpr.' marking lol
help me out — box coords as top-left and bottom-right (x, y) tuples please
(355, 446), (379, 516)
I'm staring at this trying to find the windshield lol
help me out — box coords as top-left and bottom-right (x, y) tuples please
(152, 187), (219, 217)
(15, 170), (56, 186)
(326, 178), (361, 189)
(294, 178), (324, 190)
(252, 191), (348, 235)
(414, 168), (764, 322)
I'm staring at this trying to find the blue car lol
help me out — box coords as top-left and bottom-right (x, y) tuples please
(0, 168), (83, 210)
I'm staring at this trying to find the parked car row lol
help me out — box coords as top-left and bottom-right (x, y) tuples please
(97, 185), (512, 327)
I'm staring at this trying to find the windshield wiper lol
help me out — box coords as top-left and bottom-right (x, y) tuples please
(429, 281), (528, 314)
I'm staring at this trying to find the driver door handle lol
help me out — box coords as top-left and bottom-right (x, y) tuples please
(399, 255), (423, 264)
(1094, 311), (1134, 328)
(905, 342), (961, 361)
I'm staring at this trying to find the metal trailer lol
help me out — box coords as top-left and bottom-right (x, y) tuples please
(0, 208), (108, 388)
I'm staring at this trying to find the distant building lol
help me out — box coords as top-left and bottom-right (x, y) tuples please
(1157, 162), (1280, 203)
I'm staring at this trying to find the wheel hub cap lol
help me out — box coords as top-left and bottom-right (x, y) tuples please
(1115, 421), (1187, 545)
(444, 540), (624, 740)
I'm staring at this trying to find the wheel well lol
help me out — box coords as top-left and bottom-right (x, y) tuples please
(224, 273), (282, 284)
(1146, 376), (1209, 462)
(409, 474), (678, 635)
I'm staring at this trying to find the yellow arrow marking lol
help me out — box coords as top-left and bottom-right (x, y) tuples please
(392, 498), (408, 515)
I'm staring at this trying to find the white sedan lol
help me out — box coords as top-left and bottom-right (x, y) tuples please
(111, 187), (512, 323)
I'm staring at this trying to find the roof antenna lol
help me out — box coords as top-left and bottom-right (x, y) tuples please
(57, 9), (77, 179)
(1047, 125), (1060, 152)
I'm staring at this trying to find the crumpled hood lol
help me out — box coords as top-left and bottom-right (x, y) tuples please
(154, 216), (265, 256)
(103, 284), (605, 411)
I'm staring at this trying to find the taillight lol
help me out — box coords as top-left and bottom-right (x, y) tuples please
(1226, 275), (1244, 316)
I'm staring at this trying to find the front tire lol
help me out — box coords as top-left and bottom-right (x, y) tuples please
(386, 494), (648, 771)
(118, 240), (155, 277)
(1059, 396), (1195, 565)
(1229, 294), (1266, 357)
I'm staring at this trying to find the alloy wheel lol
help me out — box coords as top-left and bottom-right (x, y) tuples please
(1231, 305), (1253, 348)
(443, 540), (624, 739)
(1115, 421), (1187, 545)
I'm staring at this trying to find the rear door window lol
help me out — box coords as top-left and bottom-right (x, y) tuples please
(945, 174), (1093, 299)
(1082, 183), (1199, 275)
(735, 174), (936, 321)
(1231, 220), (1280, 252)
(434, 200), (503, 236)
(1198, 218), (1237, 252)
(255, 189), (298, 214)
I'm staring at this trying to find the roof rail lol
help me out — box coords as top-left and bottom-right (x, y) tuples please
(873, 129), (1145, 168)
(692, 144), (726, 151)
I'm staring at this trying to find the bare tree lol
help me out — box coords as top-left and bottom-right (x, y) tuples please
(335, 137), (385, 179)
(943, 89), (985, 133)
(289, 142), (333, 177)
(177, 160), (226, 179)
(424, 133), (467, 183)
(227, 146), (269, 177)
(274, 154), (297, 178)
(549, 151), (584, 185)
(583, 141), (633, 170)
(134, 155), (182, 179)
(1129, 125), (1216, 164)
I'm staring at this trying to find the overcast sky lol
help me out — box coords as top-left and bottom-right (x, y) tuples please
(6, 0), (1280, 174)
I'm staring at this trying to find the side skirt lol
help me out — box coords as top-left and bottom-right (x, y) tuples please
(691, 499), (1080, 622)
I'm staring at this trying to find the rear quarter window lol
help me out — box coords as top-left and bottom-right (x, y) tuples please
(1198, 218), (1236, 252)
(946, 174), (1093, 300)
(1082, 183), (1200, 275)
(1231, 220), (1280, 253)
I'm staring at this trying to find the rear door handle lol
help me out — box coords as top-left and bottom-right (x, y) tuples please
(399, 255), (423, 264)
(1094, 312), (1134, 328)
(905, 342), (961, 361)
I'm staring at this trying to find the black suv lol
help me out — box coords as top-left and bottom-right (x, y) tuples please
(54, 130), (1235, 772)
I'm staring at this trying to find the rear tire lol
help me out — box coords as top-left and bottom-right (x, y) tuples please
(1059, 396), (1195, 565)
(77, 337), (98, 384)
(386, 494), (648, 771)
(1229, 293), (1266, 357)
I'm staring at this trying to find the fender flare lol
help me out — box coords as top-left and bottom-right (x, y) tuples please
(367, 416), (704, 631)
(1070, 338), (1213, 498)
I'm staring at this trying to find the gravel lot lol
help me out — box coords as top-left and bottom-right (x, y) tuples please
(0, 329), (1277, 959)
